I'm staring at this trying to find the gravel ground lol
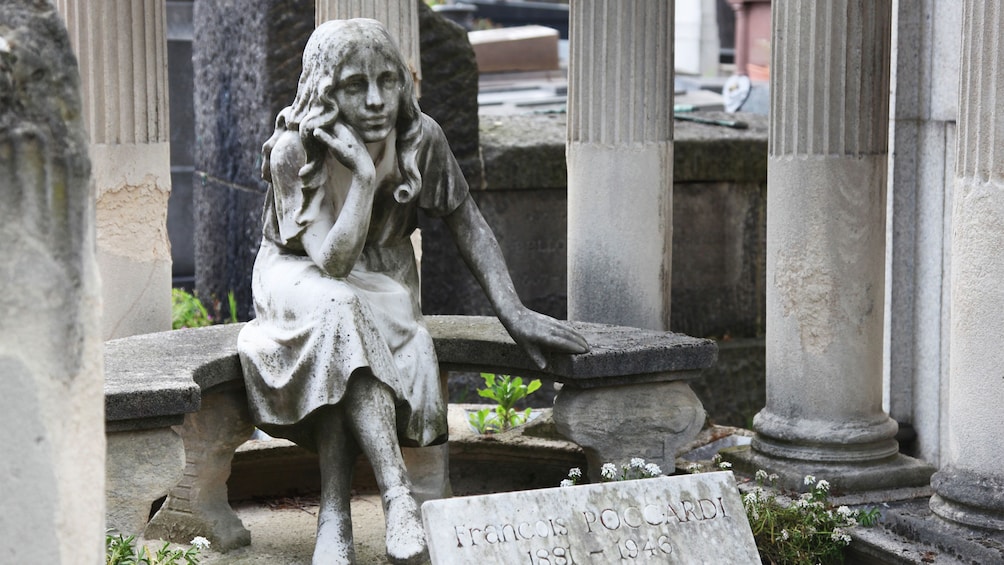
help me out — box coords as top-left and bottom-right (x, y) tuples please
(197, 493), (399, 565)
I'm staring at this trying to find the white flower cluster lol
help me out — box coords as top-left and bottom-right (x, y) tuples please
(644, 463), (664, 477)
(600, 463), (618, 480)
(190, 536), (211, 550)
(831, 527), (851, 544)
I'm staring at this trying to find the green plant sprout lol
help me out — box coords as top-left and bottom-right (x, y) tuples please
(468, 406), (499, 434)
(467, 373), (542, 433)
(106, 533), (209, 565)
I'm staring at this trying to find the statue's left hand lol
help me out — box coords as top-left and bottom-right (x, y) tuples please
(501, 308), (589, 369)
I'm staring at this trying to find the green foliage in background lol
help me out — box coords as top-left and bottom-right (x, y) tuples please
(171, 288), (238, 330)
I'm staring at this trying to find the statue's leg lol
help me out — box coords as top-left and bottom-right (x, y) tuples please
(313, 407), (359, 565)
(344, 374), (427, 565)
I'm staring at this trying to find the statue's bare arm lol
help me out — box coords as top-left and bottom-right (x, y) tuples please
(443, 196), (589, 367)
(299, 124), (377, 278)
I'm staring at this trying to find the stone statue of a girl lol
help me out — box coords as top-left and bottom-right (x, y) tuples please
(237, 19), (588, 565)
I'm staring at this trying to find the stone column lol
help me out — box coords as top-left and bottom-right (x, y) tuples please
(729, 0), (932, 495)
(315, 0), (421, 91)
(567, 0), (674, 331)
(0, 3), (104, 562)
(55, 0), (173, 339)
(929, 0), (1004, 531)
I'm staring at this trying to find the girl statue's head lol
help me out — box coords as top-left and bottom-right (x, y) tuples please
(264, 18), (423, 203)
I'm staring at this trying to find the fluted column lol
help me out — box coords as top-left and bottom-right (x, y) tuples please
(316, 0), (421, 92)
(729, 0), (933, 495)
(567, 0), (674, 331)
(56, 0), (172, 339)
(929, 0), (1004, 531)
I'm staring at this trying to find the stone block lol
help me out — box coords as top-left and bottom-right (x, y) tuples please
(193, 175), (266, 320)
(689, 337), (765, 428)
(469, 25), (560, 73)
(421, 188), (568, 320)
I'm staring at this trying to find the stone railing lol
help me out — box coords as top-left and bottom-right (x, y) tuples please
(104, 316), (716, 550)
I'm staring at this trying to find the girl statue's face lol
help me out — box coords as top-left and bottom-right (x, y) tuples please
(333, 46), (402, 143)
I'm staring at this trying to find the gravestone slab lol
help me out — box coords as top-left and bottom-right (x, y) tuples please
(422, 471), (761, 564)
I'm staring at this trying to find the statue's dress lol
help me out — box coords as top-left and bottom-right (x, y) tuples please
(238, 115), (465, 449)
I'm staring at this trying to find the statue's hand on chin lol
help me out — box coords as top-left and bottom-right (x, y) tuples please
(313, 122), (375, 183)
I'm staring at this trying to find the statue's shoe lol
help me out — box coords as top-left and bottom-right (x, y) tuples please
(384, 487), (428, 565)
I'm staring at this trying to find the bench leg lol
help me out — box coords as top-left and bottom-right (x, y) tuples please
(145, 383), (254, 552)
(403, 443), (452, 504)
(106, 428), (186, 536)
(552, 380), (706, 480)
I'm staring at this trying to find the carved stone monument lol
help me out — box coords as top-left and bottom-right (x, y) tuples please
(237, 19), (587, 564)
(422, 472), (761, 564)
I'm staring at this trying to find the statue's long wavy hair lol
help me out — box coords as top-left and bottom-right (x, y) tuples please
(261, 18), (423, 204)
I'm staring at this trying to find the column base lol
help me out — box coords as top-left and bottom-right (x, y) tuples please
(857, 496), (1004, 564)
(930, 467), (1004, 531)
(722, 445), (934, 504)
(752, 409), (901, 463)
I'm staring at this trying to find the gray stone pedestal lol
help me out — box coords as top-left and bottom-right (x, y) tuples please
(553, 380), (704, 480)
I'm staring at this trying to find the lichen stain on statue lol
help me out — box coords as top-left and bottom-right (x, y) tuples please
(236, 18), (588, 565)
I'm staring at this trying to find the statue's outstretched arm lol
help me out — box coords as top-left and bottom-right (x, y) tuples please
(443, 196), (589, 368)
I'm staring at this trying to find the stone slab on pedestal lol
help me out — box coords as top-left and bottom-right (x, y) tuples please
(428, 316), (717, 387)
(422, 472), (761, 564)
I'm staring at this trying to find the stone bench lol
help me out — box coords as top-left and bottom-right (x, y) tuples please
(104, 316), (716, 551)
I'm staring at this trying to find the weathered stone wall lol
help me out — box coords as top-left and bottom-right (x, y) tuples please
(423, 113), (768, 340)
(0, 2), (104, 561)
